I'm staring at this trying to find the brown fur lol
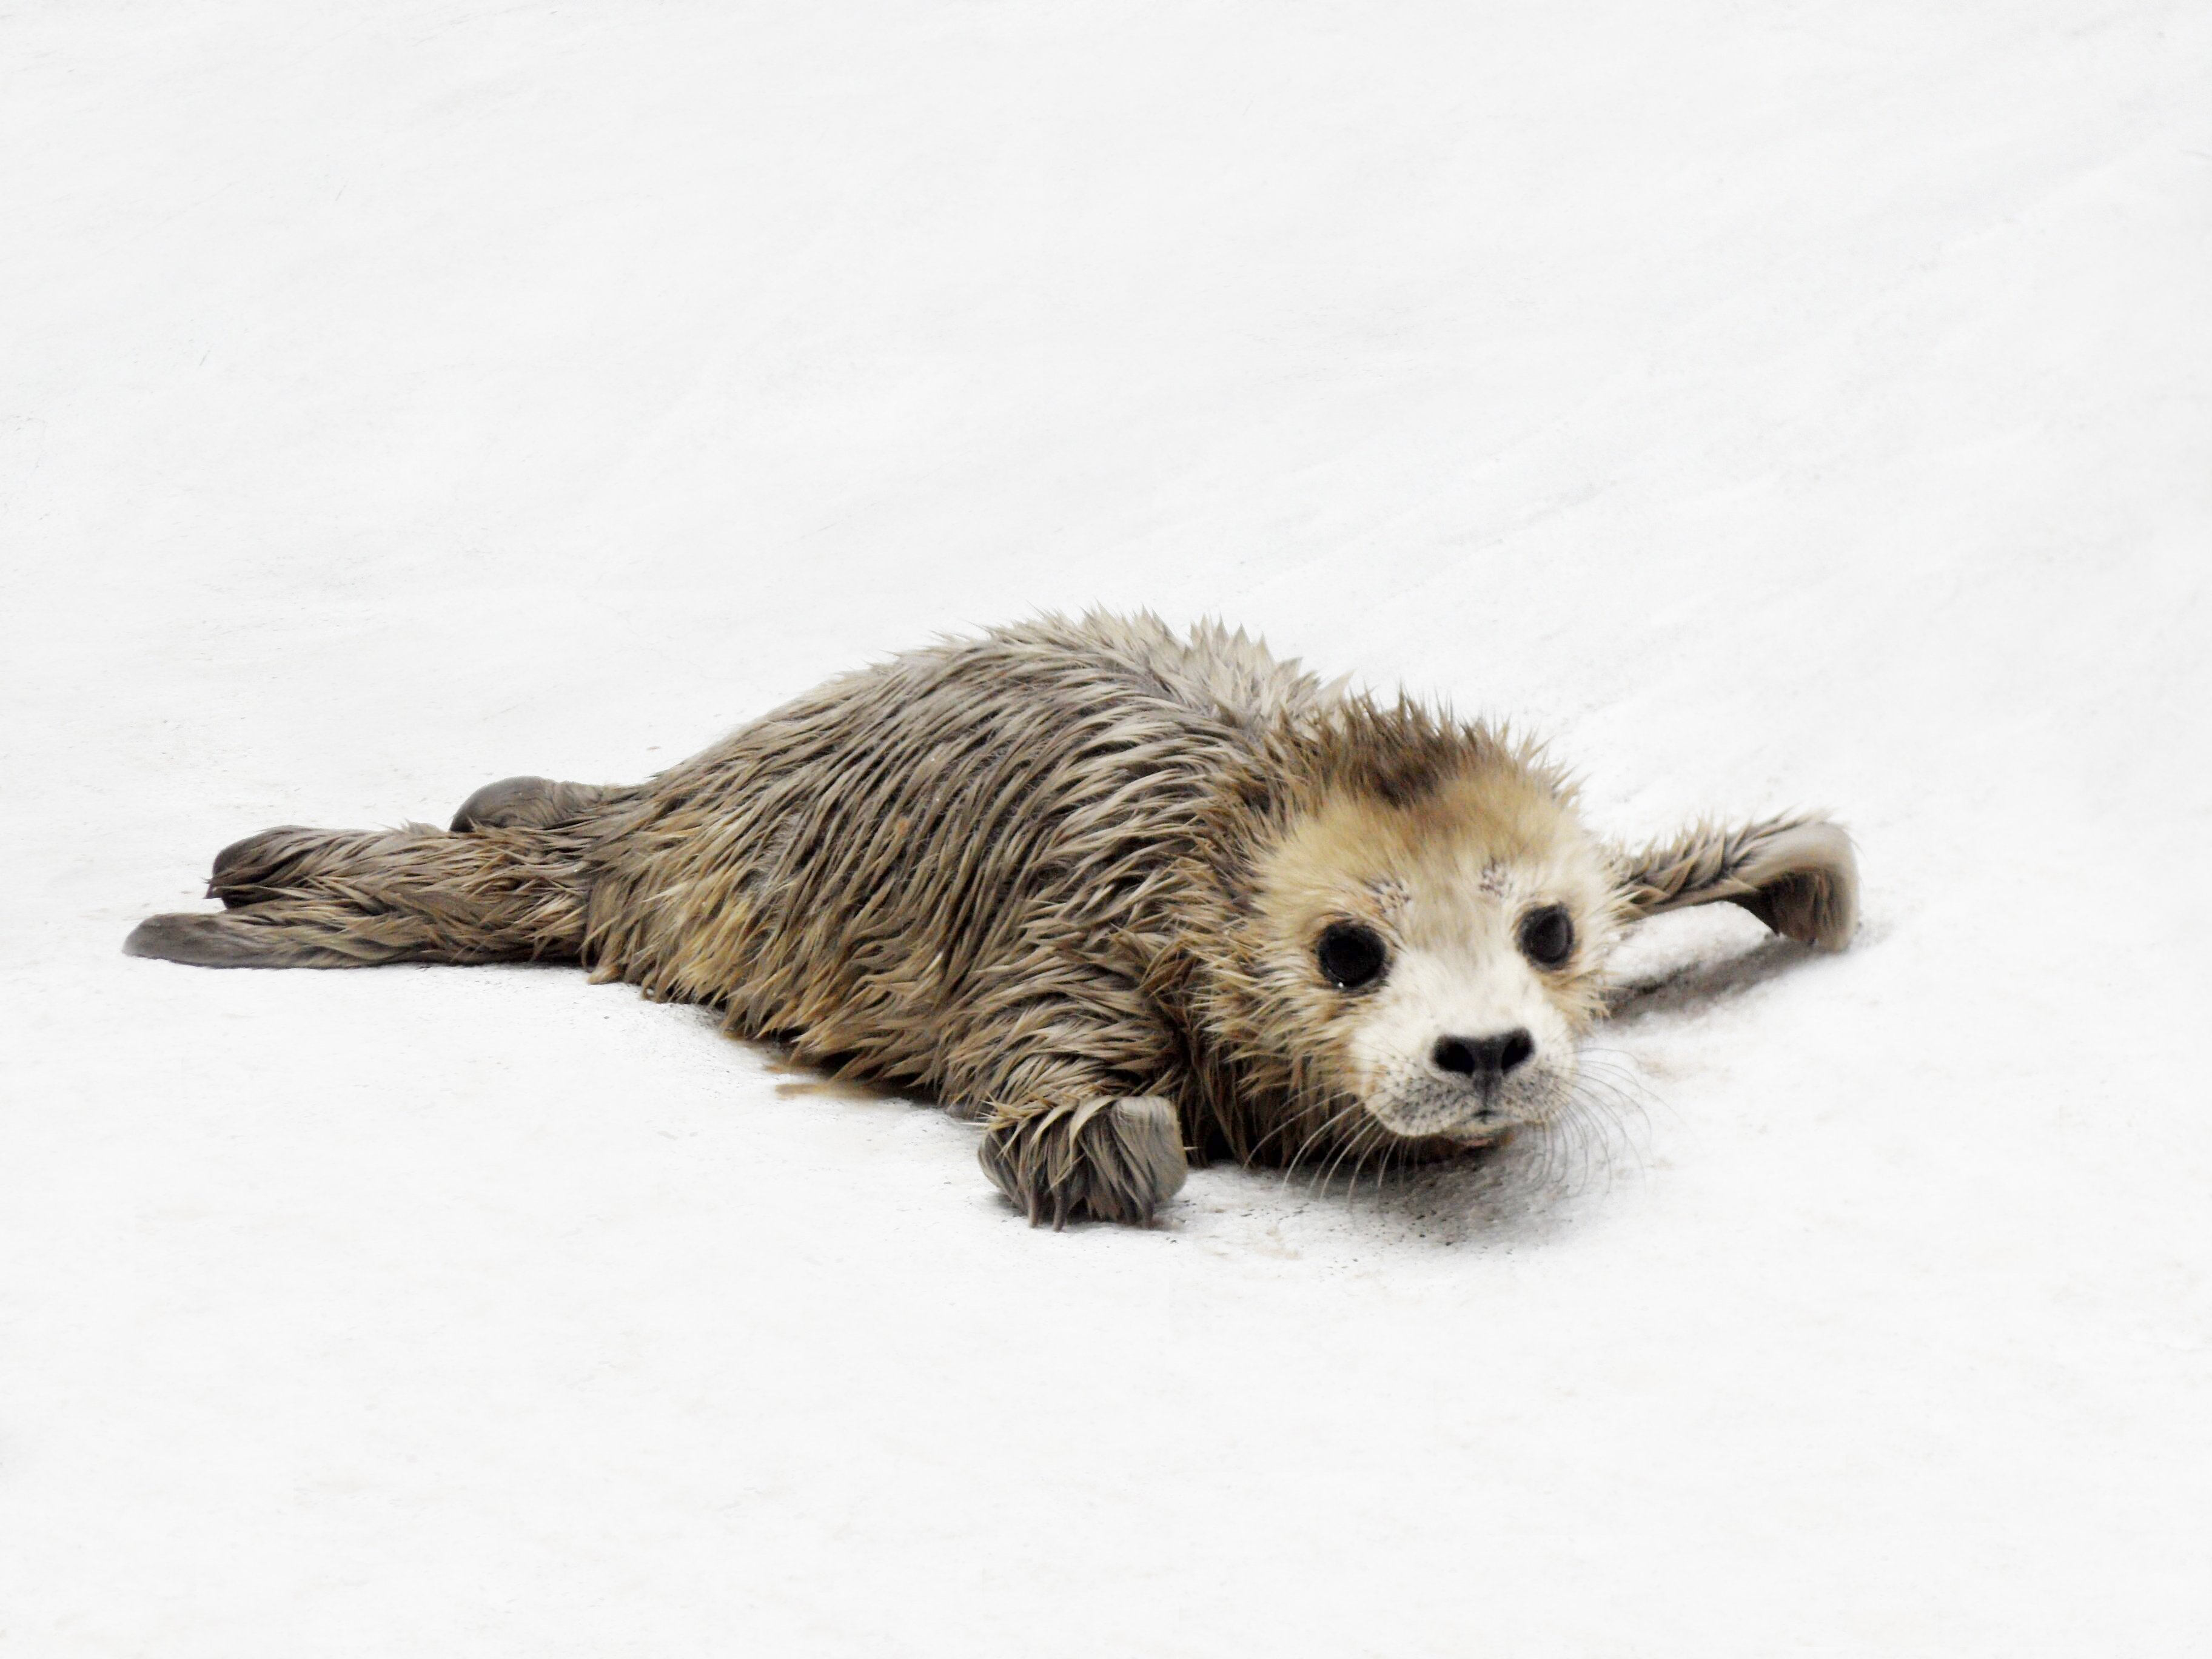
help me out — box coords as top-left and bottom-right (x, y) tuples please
(126, 612), (1858, 1225)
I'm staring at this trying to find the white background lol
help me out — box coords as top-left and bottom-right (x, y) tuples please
(4, 2), (2207, 1652)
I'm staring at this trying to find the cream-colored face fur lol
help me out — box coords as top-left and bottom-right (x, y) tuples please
(1250, 767), (1621, 1144)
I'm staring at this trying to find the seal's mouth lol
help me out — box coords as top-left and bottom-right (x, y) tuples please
(1352, 1042), (1573, 1141)
(1356, 1055), (1576, 1141)
(1366, 1094), (1530, 1141)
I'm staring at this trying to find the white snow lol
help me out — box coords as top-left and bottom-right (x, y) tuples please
(4, 1), (2208, 1652)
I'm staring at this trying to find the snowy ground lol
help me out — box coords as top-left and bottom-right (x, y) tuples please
(5, 2), (2208, 1653)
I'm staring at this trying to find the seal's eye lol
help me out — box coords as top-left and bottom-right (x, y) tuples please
(1316, 922), (1387, 990)
(1518, 904), (1575, 968)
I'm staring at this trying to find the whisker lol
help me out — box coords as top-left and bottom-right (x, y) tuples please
(1339, 1141), (1375, 1214)
(1308, 1114), (1375, 1200)
(1278, 1099), (1364, 1195)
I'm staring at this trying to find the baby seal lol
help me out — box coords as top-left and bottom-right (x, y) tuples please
(126, 612), (1857, 1227)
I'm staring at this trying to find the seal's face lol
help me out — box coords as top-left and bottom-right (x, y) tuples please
(1250, 766), (1620, 1146)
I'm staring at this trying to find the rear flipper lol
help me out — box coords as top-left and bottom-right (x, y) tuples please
(127, 821), (591, 970)
(451, 776), (614, 833)
(126, 900), (463, 968)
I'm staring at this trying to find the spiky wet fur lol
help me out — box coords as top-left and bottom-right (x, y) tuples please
(127, 612), (1858, 1225)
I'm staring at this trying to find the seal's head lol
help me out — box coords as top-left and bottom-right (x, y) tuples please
(1201, 698), (1858, 1168)
(1192, 708), (1627, 1161)
(1246, 752), (1620, 1147)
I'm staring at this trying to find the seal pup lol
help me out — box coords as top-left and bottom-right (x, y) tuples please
(126, 612), (1857, 1227)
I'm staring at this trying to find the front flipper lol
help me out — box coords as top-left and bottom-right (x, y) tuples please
(1617, 813), (1858, 950)
(977, 1096), (1189, 1228)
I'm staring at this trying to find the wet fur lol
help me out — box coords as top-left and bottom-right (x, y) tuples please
(127, 613), (1857, 1226)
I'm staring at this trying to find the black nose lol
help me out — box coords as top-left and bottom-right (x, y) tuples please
(1432, 1030), (1535, 1082)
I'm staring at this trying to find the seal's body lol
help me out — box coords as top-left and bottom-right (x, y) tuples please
(127, 613), (1857, 1225)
